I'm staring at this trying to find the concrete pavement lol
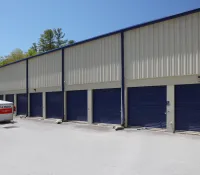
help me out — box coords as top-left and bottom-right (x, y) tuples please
(0, 118), (200, 175)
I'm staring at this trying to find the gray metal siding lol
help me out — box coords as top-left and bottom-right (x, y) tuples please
(124, 12), (200, 80)
(64, 34), (121, 86)
(0, 61), (26, 92)
(28, 50), (62, 89)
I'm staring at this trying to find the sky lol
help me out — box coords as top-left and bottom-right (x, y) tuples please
(0, 0), (200, 56)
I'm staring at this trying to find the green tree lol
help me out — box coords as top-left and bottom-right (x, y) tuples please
(0, 56), (5, 66)
(0, 28), (75, 66)
(38, 29), (56, 52)
(31, 43), (38, 52)
(0, 56), (4, 61)
(6, 48), (25, 61)
(54, 28), (67, 48)
(0, 49), (25, 66)
(25, 49), (37, 57)
(68, 40), (75, 45)
(38, 28), (74, 52)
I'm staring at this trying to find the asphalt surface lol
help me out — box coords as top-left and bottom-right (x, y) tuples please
(0, 118), (200, 175)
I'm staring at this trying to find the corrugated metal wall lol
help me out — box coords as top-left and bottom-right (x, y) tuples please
(124, 12), (200, 80)
(28, 50), (62, 89)
(64, 34), (121, 86)
(0, 61), (26, 92)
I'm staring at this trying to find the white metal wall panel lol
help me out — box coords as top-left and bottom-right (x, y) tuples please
(28, 50), (62, 89)
(64, 34), (121, 85)
(0, 61), (26, 92)
(125, 12), (200, 80)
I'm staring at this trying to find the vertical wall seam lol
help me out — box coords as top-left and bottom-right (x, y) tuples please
(26, 59), (29, 117)
(62, 49), (65, 121)
(121, 32), (125, 126)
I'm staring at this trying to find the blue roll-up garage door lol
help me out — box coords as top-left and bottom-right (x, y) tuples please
(67, 90), (87, 121)
(6, 94), (14, 103)
(175, 84), (200, 131)
(17, 94), (27, 115)
(30, 93), (43, 117)
(128, 86), (166, 128)
(46, 92), (63, 119)
(0, 95), (3, 100)
(93, 88), (121, 124)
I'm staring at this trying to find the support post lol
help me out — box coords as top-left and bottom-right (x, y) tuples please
(87, 89), (93, 124)
(120, 32), (125, 126)
(124, 87), (128, 127)
(64, 91), (67, 121)
(26, 59), (29, 117)
(42, 92), (46, 119)
(14, 94), (17, 116)
(61, 48), (65, 121)
(28, 93), (30, 117)
(167, 85), (175, 133)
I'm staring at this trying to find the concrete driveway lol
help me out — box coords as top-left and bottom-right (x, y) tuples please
(0, 118), (200, 175)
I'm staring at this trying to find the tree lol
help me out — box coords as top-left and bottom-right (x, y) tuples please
(38, 29), (56, 52)
(38, 28), (74, 52)
(0, 49), (25, 66)
(0, 56), (5, 66)
(68, 40), (75, 45)
(0, 28), (75, 66)
(54, 28), (67, 48)
(25, 49), (37, 57)
(6, 48), (25, 61)
(31, 43), (38, 52)
(0, 56), (4, 61)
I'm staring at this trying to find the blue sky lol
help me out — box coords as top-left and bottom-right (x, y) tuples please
(0, 0), (200, 56)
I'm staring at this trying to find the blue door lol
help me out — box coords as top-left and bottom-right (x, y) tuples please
(30, 93), (43, 117)
(17, 94), (27, 115)
(0, 95), (3, 100)
(128, 86), (166, 128)
(6, 94), (14, 103)
(93, 88), (121, 124)
(46, 92), (63, 119)
(67, 90), (87, 121)
(175, 84), (200, 131)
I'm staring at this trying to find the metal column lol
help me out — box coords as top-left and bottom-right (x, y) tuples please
(88, 90), (93, 124)
(120, 32), (125, 126)
(166, 85), (175, 133)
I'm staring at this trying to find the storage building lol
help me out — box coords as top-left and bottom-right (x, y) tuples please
(0, 8), (200, 132)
